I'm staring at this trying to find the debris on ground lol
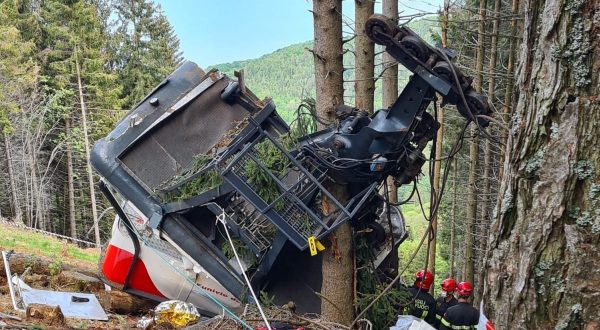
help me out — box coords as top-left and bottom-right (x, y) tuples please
(1, 250), (157, 329)
(154, 300), (200, 328)
(389, 315), (435, 330)
(183, 305), (349, 330)
(25, 303), (65, 326)
(136, 315), (155, 329)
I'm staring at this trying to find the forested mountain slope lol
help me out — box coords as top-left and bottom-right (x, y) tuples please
(211, 18), (437, 122)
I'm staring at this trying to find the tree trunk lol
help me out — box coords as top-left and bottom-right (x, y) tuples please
(427, 0), (450, 292)
(483, 0), (600, 328)
(441, 0), (450, 49)
(312, 0), (344, 129)
(464, 99), (480, 286)
(499, 0), (520, 169)
(65, 119), (77, 239)
(449, 157), (457, 279)
(465, 0), (487, 290)
(382, 0), (399, 204)
(354, 0), (374, 113)
(74, 46), (100, 245)
(428, 105), (443, 293)
(26, 135), (43, 230)
(4, 133), (23, 223)
(312, 0), (353, 325)
(476, 0), (501, 306)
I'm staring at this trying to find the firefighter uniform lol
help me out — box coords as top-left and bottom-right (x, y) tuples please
(434, 296), (458, 329)
(439, 302), (479, 330)
(406, 286), (437, 326)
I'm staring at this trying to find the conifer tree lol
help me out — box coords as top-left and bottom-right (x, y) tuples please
(38, 0), (121, 239)
(112, 0), (183, 109)
(0, 0), (38, 224)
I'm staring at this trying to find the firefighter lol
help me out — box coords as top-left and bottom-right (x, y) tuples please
(405, 270), (436, 326)
(440, 281), (479, 330)
(434, 278), (458, 329)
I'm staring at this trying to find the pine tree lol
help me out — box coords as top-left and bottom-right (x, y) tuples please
(112, 0), (183, 109)
(0, 0), (38, 224)
(38, 0), (121, 239)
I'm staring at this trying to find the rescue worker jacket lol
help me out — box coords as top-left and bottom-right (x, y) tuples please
(434, 296), (458, 329)
(406, 286), (437, 326)
(440, 301), (479, 330)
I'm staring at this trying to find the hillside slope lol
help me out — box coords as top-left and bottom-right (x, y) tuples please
(211, 18), (438, 122)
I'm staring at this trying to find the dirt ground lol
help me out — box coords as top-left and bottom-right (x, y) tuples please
(0, 253), (322, 330)
(0, 252), (156, 329)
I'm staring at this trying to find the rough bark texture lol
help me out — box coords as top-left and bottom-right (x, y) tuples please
(499, 0), (520, 160)
(465, 131), (478, 286)
(354, 0), (374, 113)
(320, 185), (353, 326)
(96, 290), (157, 314)
(465, 0), (487, 289)
(312, 0), (353, 325)
(382, 0), (399, 204)
(312, 0), (344, 129)
(476, 0), (501, 306)
(483, 0), (600, 328)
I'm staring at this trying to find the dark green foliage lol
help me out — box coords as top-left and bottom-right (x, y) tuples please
(355, 236), (410, 329)
(221, 236), (256, 265)
(111, 0), (183, 109)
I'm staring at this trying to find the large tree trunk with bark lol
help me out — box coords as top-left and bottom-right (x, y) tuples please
(476, 0), (501, 306)
(381, 0), (400, 275)
(483, 0), (600, 328)
(312, 0), (344, 128)
(465, 0), (487, 290)
(354, 0), (374, 113)
(312, 0), (353, 325)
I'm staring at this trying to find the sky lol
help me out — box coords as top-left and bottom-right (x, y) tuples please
(156, 0), (444, 66)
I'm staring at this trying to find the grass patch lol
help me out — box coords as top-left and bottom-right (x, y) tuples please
(0, 224), (99, 268)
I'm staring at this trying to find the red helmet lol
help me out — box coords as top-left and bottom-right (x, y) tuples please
(414, 270), (434, 290)
(441, 278), (457, 292)
(457, 281), (473, 297)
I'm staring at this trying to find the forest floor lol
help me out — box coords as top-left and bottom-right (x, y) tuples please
(0, 223), (335, 330)
(0, 222), (156, 329)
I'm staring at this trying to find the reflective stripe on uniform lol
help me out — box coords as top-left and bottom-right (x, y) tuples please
(441, 318), (476, 330)
(421, 310), (428, 319)
(436, 314), (443, 320)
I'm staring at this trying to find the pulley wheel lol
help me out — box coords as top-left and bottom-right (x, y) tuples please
(400, 36), (429, 62)
(432, 61), (454, 83)
(457, 89), (490, 122)
(365, 14), (397, 45)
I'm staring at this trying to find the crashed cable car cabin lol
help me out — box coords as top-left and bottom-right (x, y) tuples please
(91, 14), (490, 315)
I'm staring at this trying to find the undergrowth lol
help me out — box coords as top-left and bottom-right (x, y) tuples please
(355, 236), (410, 329)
